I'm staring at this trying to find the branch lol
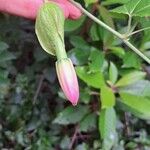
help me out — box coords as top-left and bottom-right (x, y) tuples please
(127, 14), (132, 33)
(69, 0), (150, 64)
(69, 125), (79, 149)
(33, 75), (44, 105)
(128, 26), (150, 37)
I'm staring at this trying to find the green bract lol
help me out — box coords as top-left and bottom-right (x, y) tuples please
(35, 2), (65, 57)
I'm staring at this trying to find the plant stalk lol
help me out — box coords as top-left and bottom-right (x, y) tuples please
(69, 0), (150, 64)
(128, 26), (150, 37)
(127, 15), (132, 33)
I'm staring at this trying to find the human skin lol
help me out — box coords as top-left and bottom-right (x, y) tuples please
(0, 0), (81, 19)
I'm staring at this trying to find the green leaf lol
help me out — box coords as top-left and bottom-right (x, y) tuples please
(35, 2), (65, 55)
(122, 51), (141, 69)
(101, 86), (116, 109)
(119, 80), (150, 98)
(65, 16), (85, 32)
(90, 23), (102, 41)
(0, 69), (9, 84)
(76, 143), (89, 150)
(80, 113), (96, 132)
(88, 49), (104, 72)
(109, 62), (118, 84)
(0, 51), (15, 62)
(115, 71), (146, 87)
(0, 41), (9, 52)
(111, 0), (150, 17)
(76, 66), (105, 89)
(99, 107), (117, 150)
(120, 93), (150, 119)
(99, 5), (115, 47)
(109, 47), (125, 58)
(0, 69), (9, 96)
(84, 0), (97, 6)
(68, 48), (90, 65)
(53, 105), (89, 125)
(70, 36), (90, 51)
(102, 0), (129, 5)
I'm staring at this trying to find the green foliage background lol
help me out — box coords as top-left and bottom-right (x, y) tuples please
(0, 0), (150, 149)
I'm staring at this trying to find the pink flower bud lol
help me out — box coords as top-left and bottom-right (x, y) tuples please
(56, 58), (79, 106)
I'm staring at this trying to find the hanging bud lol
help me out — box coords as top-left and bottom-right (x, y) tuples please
(35, 2), (80, 105)
(56, 58), (79, 106)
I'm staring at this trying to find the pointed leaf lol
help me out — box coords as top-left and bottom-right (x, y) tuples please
(115, 71), (146, 87)
(53, 105), (89, 125)
(111, 0), (150, 17)
(120, 93), (150, 119)
(76, 66), (105, 89)
(109, 62), (118, 84)
(99, 107), (117, 150)
(101, 86), (116, 109)
(119, 80), (150, 97)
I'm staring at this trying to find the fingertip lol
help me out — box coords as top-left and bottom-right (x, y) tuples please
(69, 8), (82, 19)
(66, 3), (82, 19)
(55, 3), (69, 18)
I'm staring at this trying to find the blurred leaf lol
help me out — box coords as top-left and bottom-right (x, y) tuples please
(0, 50), (15, 62)
(111, 0), (150, 17)
(0, 41), (9, 52)
(84, 0), (97, 6)
(53, 105), (89, 125)
(60, 136), (71, 149)
(120, 93), (150, 119)
(68, 48), (90, 65)
(115, 71), (146, 87)
(99, 5), (115, 47)
(119, 80), (150, 97)
(99, 107), (117, 150)
(109, 62), (118, 84)
(76, 66), (105, 89)
(102, 0), (129, 5)
(65, 16), (85, 32)
(75, 143), (89, 150)
(122, 51), (141, 69)
(80, 113), (96, 132)
(90, 23), (102, 41)
(34, 47), (48, 62)
(101, 86), (116, 109)
(80, 88), (91, 104)
(109, 47), (125, 58)
(0, 69), (9, 83)
(88, 48), (104, 72)
(70, 36), (90, 51)
(139, 18), (150, 50)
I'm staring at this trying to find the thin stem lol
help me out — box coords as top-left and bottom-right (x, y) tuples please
(129, 22), (138, 33)
(69, 0), (150, 64)
(33, 75), (44, 105)
(128, 26), (150, 37)
(127, 15), (132, 33)
(69, 125), (79, 149)
(123, 39), (150, 64)
(70, 1), (123, 39)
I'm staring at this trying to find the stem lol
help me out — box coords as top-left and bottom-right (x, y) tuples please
(70, 1), (123, 39)
(33, 75), (44, 105)
(128, 26), (150, 37)
(127, 15), (132, 33)
(69, 0), (150, 64)
(55, 38), (68, 60)
(123, 39), (150, 63)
